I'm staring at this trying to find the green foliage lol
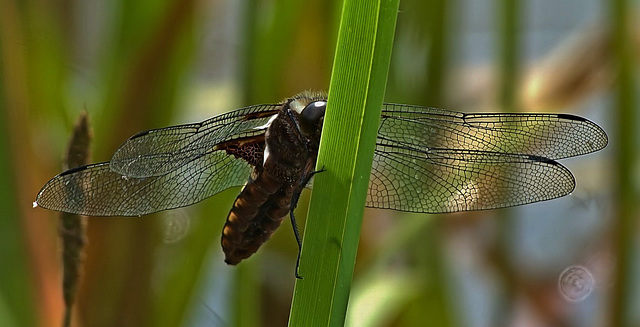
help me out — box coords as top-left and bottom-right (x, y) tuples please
(288, 0), (399, 325)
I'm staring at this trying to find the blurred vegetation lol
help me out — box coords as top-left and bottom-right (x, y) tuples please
(0, 0), (636, 327)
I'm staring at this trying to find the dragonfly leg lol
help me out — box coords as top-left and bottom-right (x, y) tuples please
(290, 166), (326, 279)
(307, 166), (326, 185)
(289, 210), (304, 279)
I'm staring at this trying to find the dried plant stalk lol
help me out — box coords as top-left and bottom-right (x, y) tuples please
(59, 112), (92, 327)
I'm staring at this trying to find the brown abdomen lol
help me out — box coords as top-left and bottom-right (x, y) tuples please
(221, 170), (293, 265)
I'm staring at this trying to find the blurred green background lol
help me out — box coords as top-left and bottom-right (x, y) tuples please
(1, 0), (637, 326)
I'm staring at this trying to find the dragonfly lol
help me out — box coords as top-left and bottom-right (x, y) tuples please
(35, 91), (608, 277)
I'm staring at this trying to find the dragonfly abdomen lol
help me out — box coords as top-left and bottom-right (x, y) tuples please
(221, 170), (293, 265)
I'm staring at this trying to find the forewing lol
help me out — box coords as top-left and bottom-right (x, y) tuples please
(367, 144), (575, 213)
(110, 104), (280, 177)
(36, 150), (251, 216)
(380, 104), (608, 160)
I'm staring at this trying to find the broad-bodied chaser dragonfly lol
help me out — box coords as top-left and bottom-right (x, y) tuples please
(36, 91), (608, 276)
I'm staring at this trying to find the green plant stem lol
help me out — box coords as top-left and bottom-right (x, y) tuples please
(610, 0), (638, 325)
(423, 0), (448, 106)
(495, 0), (520, 325)
(498, 0), (519, 112)
(288, 0), (398, 325)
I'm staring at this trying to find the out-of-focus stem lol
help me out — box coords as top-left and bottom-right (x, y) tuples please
(609, 0), (638, 326)
(60, 112), (91, 327)
(495, 0), (520, 325)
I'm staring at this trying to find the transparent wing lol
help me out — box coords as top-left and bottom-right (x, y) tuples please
(367, 145), (575, 213)
(37, 101), (607, 216)
(35, 150), (251, 216)
(110, 104), (280, 177)
(367, 104), (607, 213)
(379, 104), (608, 160)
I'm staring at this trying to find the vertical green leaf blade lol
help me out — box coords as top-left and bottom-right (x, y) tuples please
(288, 0), (398, 325)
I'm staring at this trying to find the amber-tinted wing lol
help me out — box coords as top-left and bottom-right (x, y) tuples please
(367, 104), (608, 213)
(109, 104), (280, 177)
(36, 104), (281, 216)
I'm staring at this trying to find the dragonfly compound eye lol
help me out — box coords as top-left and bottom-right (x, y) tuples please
(300, 101), (326, 134)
